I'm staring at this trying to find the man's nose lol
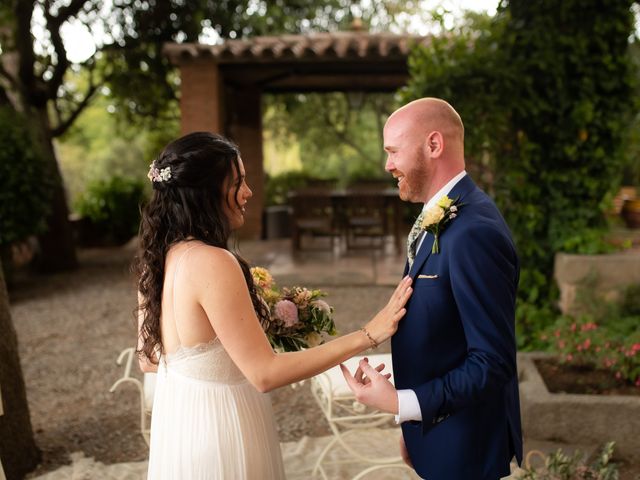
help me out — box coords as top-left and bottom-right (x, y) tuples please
(385, 158), (394, 172)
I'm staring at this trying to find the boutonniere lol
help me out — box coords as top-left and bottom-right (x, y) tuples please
(421, 195), (464, 254)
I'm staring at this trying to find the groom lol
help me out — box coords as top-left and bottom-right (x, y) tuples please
(341, 98), (522, 480)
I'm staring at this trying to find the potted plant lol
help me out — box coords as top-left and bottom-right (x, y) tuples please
(621, 198), (640, 228)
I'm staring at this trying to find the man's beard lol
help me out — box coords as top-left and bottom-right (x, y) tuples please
(403, 168), (430, 203)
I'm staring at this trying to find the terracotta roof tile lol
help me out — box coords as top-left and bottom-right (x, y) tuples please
(164, 32), (429, 65)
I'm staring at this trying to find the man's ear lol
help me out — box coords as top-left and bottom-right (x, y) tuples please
(426, 131), (444, 158)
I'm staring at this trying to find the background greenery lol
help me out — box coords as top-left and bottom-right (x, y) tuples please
(403, 0), (640, 348)
(38, 1), (640, 362)
(0, 108), (53, 246)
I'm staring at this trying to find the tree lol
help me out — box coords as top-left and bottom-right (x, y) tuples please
(0, 0), (416, 271)
(0, 1), (96, 271)
(0, 104), (54, 284)
(0, 257), (40, 479)
(264, 92), (398, 182)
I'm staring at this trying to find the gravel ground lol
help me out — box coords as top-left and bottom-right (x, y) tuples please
(10, 243), (395, 476)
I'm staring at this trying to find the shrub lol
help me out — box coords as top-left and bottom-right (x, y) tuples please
(74, 176), (147, 244)
(0, 107), (54, 246)
(542, 285), (640, 387)
(516, 442), (618, 480)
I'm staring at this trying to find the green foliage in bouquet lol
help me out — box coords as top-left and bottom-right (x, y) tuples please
(515, 442), (618, 480)
(251, 267), (337, 352)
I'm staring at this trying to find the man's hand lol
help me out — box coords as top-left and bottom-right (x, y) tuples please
(340, 358), (399, 414)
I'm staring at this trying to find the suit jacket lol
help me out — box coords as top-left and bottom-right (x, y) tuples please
(392, 175), (523, 480)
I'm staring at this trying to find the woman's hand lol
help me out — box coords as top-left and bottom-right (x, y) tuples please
(364, 276), (412, 345)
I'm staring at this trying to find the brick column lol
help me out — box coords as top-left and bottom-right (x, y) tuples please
(227, 87), (264, 240)
(179, 59), (223, 134)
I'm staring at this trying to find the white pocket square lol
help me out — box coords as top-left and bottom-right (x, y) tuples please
(417, 274), (439, 279)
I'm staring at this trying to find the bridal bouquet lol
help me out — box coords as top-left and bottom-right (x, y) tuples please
(251, 267), (338, 352)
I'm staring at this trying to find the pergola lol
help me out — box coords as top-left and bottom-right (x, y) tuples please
(163, 31), (429, 239)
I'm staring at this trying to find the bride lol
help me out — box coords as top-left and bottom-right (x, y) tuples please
(134, 131), (413, 479)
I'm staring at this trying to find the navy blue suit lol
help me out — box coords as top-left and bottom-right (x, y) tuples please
(392, 175), (523, 480)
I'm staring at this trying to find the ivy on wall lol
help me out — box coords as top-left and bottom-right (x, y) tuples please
(403, 1), (638, 347)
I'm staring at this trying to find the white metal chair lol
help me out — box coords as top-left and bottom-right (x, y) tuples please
(310, 353), (414, 479)
(109, 347), (155, 446)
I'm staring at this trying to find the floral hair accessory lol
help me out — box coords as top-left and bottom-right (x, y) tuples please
(421, 194), (464, 254)
(147, 161), (172, 183)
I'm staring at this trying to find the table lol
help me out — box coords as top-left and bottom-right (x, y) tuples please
(288, 188), (404, 253)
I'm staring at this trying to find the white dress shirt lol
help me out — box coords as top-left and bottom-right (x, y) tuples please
(396, 170), (467, 424)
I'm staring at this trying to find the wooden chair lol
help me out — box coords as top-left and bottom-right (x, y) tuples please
(289, 188), (341, 251)
(342, 191), (389, 250)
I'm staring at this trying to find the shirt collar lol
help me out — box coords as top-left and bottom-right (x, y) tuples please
(422, 170), (467, 212)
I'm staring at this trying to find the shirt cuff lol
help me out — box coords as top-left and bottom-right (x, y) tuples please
(395, 389), (423, 424)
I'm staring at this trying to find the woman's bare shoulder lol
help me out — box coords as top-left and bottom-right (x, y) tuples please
(185, 243), (243, 282)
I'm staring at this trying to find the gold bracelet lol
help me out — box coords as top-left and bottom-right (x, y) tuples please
(360, 327), (378, 349)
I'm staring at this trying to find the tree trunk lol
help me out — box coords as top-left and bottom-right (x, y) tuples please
(30, 108), (78, 272)
(0, 258), (41, 479)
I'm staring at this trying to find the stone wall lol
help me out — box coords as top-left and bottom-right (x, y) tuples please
(553, 251), (640, 315)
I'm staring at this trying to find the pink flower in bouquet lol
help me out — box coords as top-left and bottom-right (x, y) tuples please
(311, 299), (331, 314)
(275, 300), (299, 327)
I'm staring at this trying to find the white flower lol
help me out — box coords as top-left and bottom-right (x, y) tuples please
(450, 213), (457, 219)
(159, 167), (172, 181)
(147, 162), (172, 183)
(311, 299), (331, 314)
(450, 205), (458, 213)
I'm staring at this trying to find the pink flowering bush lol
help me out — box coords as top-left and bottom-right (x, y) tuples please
(251, 267), (337, 352)
(542, 315), (640, 387)
(541, 283), (640, 387)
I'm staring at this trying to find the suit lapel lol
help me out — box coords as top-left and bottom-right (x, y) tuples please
(408, 175), (478, 278)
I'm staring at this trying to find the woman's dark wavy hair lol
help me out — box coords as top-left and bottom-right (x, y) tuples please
(133, 131), (269, 364)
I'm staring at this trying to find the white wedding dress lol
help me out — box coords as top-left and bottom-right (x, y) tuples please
(147, 337), (286, 479)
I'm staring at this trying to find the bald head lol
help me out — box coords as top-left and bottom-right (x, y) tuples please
(383, 98), (466, 203)
(388, 98), (464, 150)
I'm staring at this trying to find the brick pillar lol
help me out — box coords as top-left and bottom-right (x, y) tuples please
(227, 87), (264, 240)
(179, 59), (223, 134)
